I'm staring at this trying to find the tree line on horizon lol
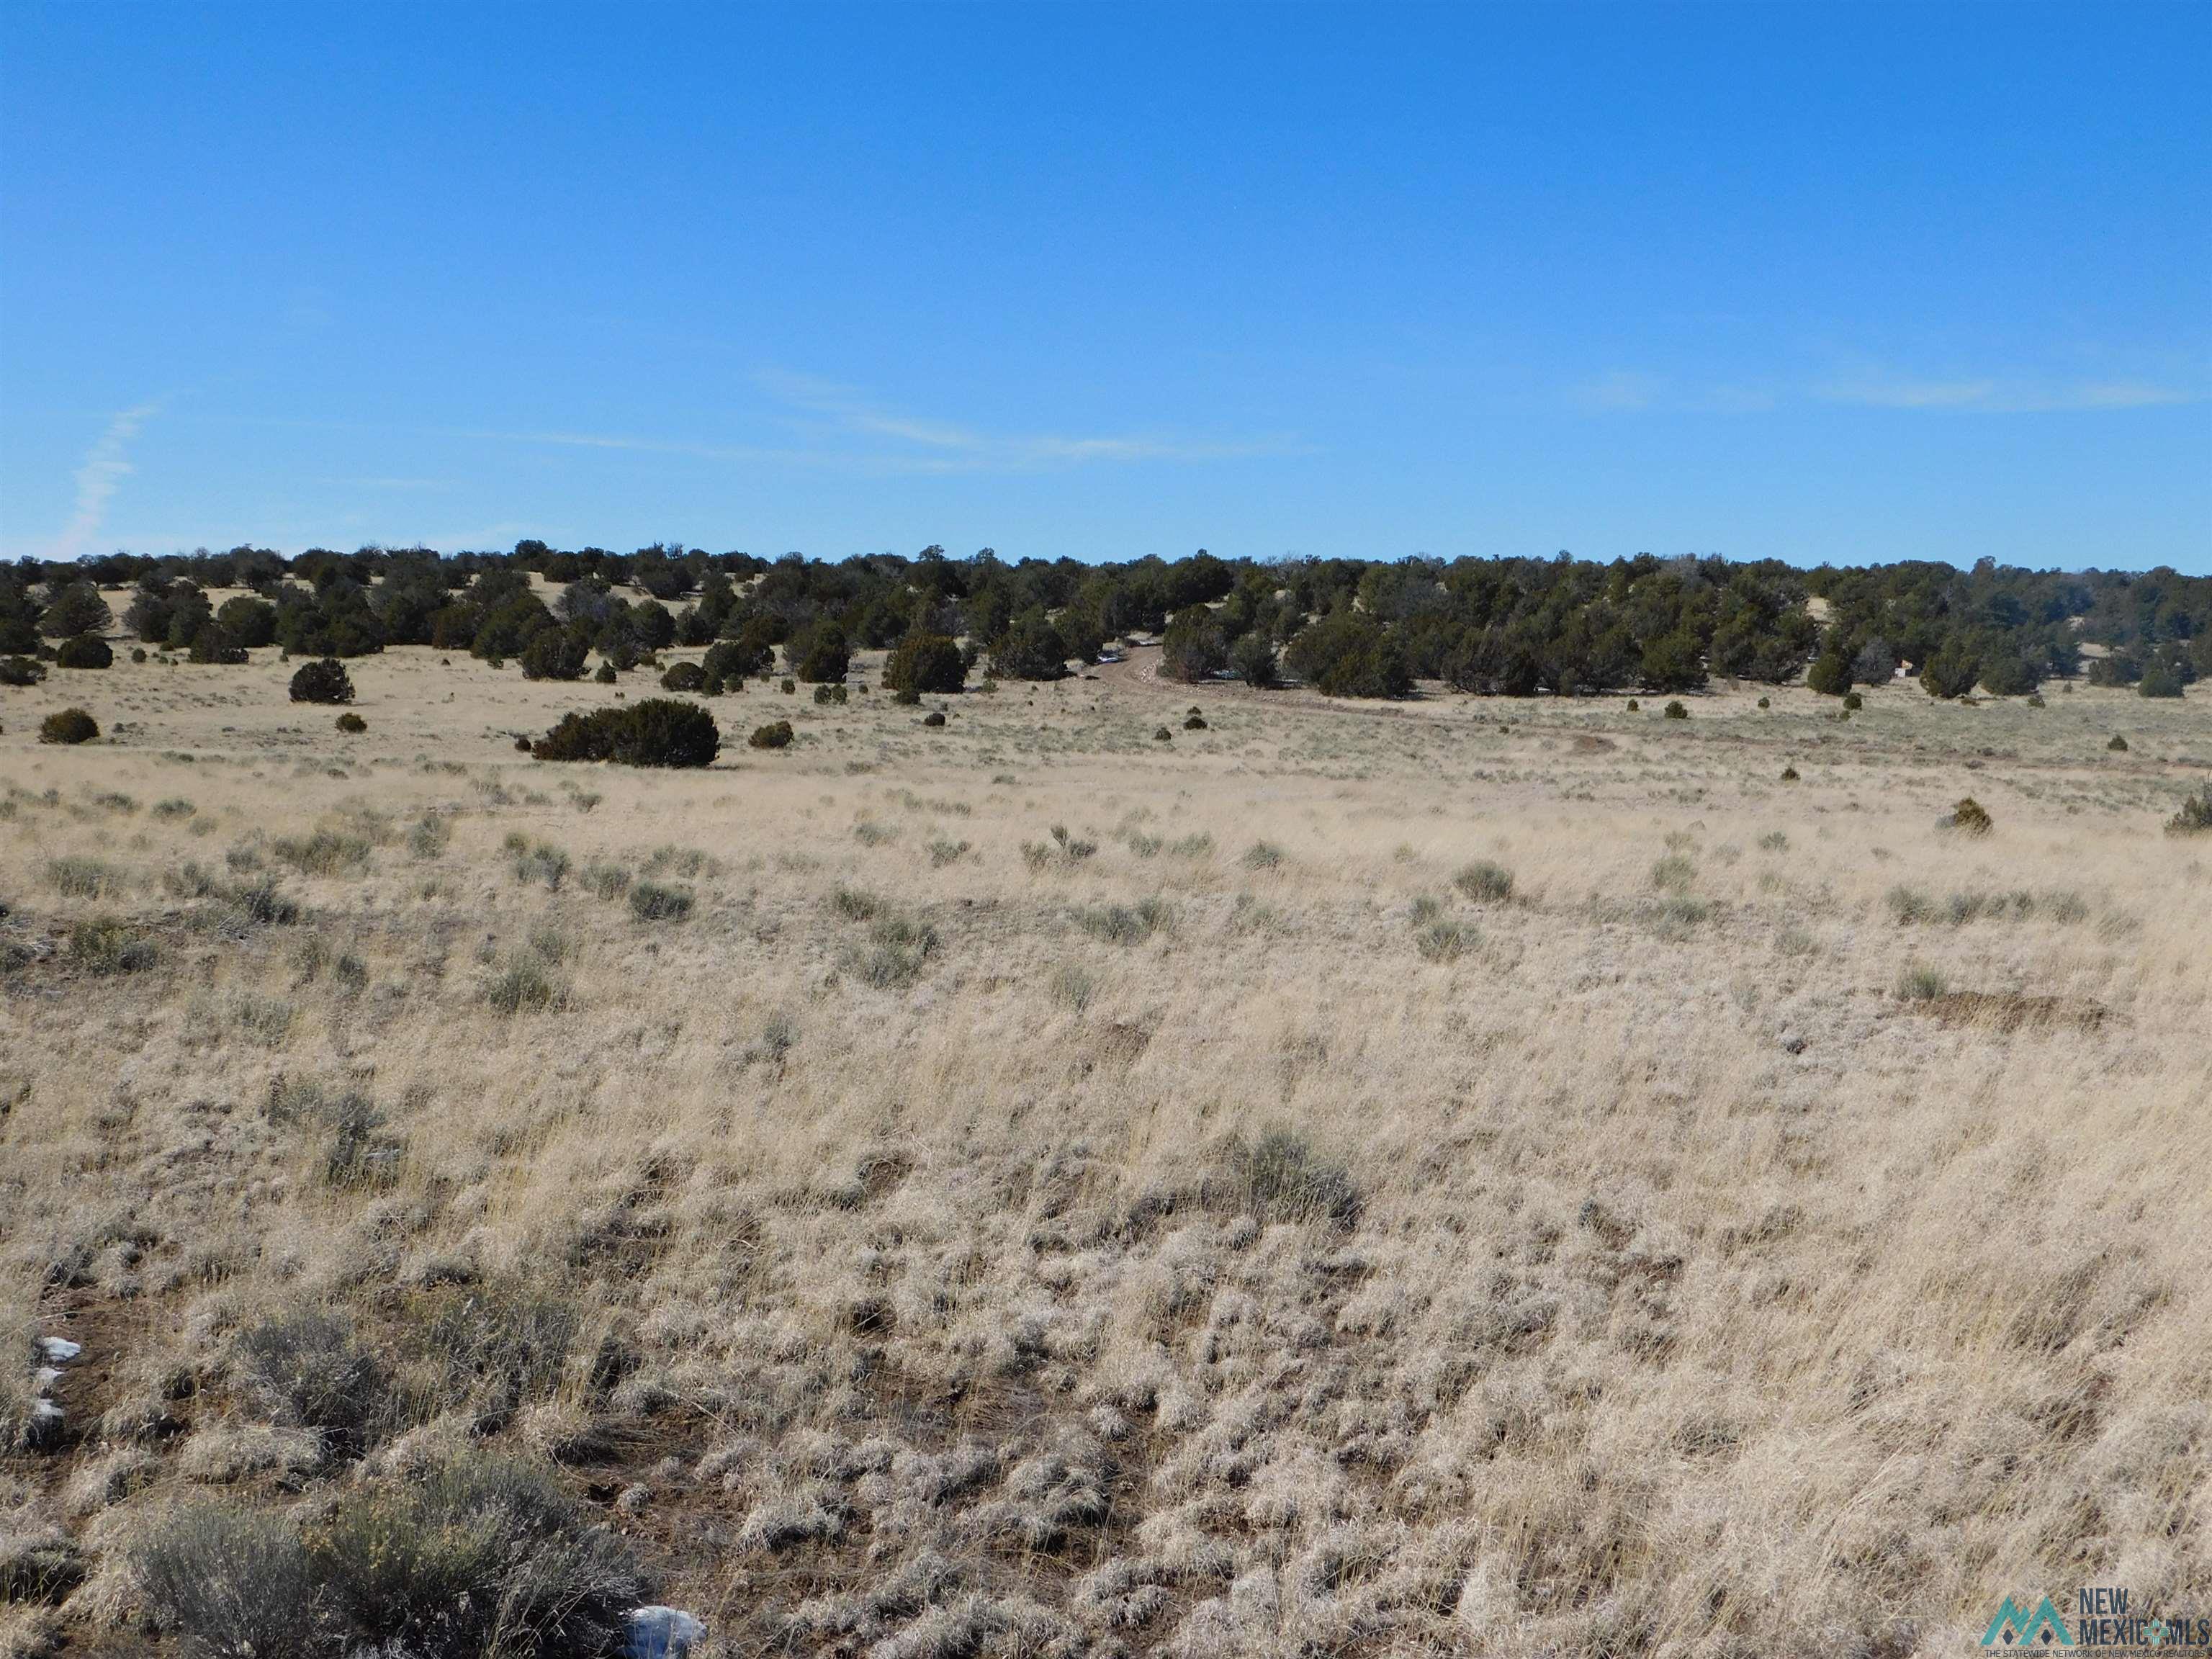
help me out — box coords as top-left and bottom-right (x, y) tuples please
(4, 542), (2206, 701)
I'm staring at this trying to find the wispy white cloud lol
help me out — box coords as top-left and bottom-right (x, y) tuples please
(49, 401), (161, 559)
(755, 369), (1308, 470)
(313, 476), (454, 491)
(1813, 372), (2199, 413)
(1570, 363), (2200, 416)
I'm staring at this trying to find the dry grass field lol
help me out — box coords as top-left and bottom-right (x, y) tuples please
(3, 642), (2209, 1657)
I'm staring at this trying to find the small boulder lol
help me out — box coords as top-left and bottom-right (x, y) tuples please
(626, 1606), (706, 1658)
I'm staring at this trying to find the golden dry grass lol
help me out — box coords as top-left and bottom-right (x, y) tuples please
(2, 643), (2209, 1657)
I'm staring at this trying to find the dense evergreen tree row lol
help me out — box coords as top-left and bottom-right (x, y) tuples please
(4, 544), (2206, 700)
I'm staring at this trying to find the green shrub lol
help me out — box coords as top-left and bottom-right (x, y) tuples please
(1895, 963), (1948, 1002)
(187, 624), (248, 665)
(288, 658), (354, 704)
(1920, 638), (1981, 700)
(274, 828), (372, 876)
(779, 678), (796, 696)
(1805, 651), (1852, 696)
(335, 712), (367, 734)
(1414, 917), (1475, 961)
(1756, 696), (1769, 709)
(593, 660), (618, 684)
(55, 634), (113, 670)
(795, 623), (850, 683)
(534, 699), (720, 767)
(660, 660), (706, 693)
(39, 707), (99, 745)
(1842, 691), (1863, 711)
(922, 709), (946, 727)
(628, 881), (694, 921)
(703, 638), (770, 684)
(2166, 786), (2212, 837)
(1663, 700), (1689, 719)
(486, 959), (559, 1015)
(2108, 733), (2129, 752)
(1780, 764), (1799, 781)
(512, 842), (571, 889)
(850, 914), (942, 988)
(216, 595), (279, 648)
(1154, 726), (1172, 742)
(884, 631), (966, 696)
(518, 629), (589, 681)
(0, 655), (45, 686)
(1183, 712), (1207, 730)
(1074, 898), (1173, 945)
(1452, 860), (1514, 903)
(2139, 664), (2185, 699)
(747, 719), (794, 750)
(1240, 840), (1285, 870)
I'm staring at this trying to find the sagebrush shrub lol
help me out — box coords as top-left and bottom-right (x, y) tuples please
(0, 655), (45, 685)
(289, 658), (354, 704)
(2107, 733), (2128, 752)
(1896, 963), (1948, 1001)
(335, 712), (367, 733)
(1414, 917), (1474, 961)
(130, 1503), (337, 1659)
(629, 881), (694, 921)
(68, 915), (156, 974)
(1452, 860), (1514, 903)
(306, 1455), (645, 1659)
(922, 709), (946, 727)
(849, 913), (941, 988)
(233, 1310), (388, 1455)
(747, 719), (794, 750)
(1663, 700), (1689, 719)
(1220, 1129), (1360, 1229)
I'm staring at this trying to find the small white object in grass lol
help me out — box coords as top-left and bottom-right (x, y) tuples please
(35, 1337), (81, 1364)
(624, 1606), (706, 1658)
(33, 1367), (62, 1394)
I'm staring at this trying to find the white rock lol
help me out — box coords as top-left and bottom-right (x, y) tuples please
(625, 1606), (706, 1658)
(32, 1367), (61, 1395)
(35, 1337), (82, 1364)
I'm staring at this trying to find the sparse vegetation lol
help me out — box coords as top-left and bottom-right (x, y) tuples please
(1, 580), (2205, 1659)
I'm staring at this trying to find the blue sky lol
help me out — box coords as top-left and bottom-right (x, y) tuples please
(4, 1), (2207, 572)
